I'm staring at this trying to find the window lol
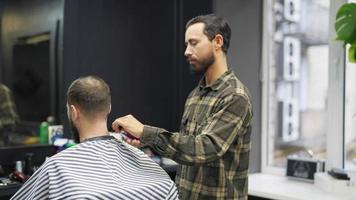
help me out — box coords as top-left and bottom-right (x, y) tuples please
(262, 0), (333, 173)
(345, 52), (356, 171)
(343, 0), (356, 173)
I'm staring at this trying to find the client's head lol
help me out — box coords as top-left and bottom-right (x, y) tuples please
(66, 75), (111, 143)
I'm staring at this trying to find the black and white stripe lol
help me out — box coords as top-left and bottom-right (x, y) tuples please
(11, 136), (178, 200)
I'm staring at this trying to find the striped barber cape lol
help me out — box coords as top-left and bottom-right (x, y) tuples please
(11, 135), (178, 200)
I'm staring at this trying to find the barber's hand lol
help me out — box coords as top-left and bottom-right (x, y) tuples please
(120, 131), (142, 148)
(112, 114), (144, 139)
(124, 138), (142, 148)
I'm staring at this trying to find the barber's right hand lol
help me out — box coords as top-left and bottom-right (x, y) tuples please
(124, 138), (141, 148)
(112, 114), (144, 139)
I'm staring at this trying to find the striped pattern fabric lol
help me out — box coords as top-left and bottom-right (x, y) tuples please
(11, 136), (178, 200)
(141, 69), (253, 200)
(0, 83), (19, 130)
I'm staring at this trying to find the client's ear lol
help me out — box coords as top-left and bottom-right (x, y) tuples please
(69, 105), (79, 121)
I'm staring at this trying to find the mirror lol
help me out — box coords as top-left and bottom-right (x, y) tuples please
(3, 33), (54, 146)
(12, 33), (51, 123)
(0, 0), (63, 146)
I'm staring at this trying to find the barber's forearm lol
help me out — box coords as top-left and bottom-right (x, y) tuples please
(141, 125), (223, 165)
(141, 125), (178, 158)
(141, 125), (162, 144)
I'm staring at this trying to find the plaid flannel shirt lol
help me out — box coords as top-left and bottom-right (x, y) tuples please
(0, 84), (19, 130)
(142, 69), (252, 200)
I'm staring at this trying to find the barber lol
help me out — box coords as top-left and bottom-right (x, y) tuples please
(112, 14), (253, 200)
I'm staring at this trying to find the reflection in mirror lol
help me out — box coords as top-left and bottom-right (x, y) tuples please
(13, 33), (51, 122)
(0, 0), (63, 148)
(7, 33), (51, 145)
(1, 33), (54, 146)
(0, 83), (19, 145)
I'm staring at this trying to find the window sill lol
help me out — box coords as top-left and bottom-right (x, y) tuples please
(248, 173), (356, 200)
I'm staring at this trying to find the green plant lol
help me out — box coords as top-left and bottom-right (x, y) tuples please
(335, 3), (356, 63)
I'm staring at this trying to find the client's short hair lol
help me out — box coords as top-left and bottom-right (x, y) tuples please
(67, 75), (111, 117)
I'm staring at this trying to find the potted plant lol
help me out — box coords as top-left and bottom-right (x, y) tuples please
(335, 3), (356, 63)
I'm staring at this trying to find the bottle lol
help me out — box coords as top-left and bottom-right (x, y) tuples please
(24, 153), (34, 176)
(39, 121), (49, 144)
(10, 161), (27, 182)
(15, 161), (23, 173)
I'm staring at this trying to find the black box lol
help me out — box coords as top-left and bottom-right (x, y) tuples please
(286, 156), (325, 182)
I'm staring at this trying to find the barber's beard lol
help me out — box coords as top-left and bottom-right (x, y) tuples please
(69, 119), (80, 143)
(190, 51), (215, 75)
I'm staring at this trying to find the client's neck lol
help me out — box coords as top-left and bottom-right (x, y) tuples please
(78, 119), (109, 142)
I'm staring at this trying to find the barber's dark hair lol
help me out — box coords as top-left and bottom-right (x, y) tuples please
(186, 14), (231, 54)
(67, 75), (111, 116)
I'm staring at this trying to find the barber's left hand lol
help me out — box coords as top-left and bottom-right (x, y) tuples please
(112, 114), (144, 139)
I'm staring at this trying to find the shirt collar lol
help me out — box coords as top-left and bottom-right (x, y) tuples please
(198, 69), (234, 91)
(81, 135), (114, 143)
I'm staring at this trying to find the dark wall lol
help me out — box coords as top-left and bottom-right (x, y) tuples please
(173, 0), (213, 127)
(62, 0), (212, 135)
(0, 2), (5, 82)
(214, 0), (263, 172)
